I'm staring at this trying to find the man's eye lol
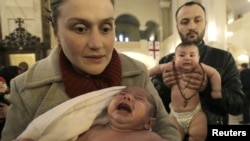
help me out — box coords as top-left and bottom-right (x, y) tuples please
(195, 19), (201, 23)
(180, 20), (189, 25)
(194, 17), (203, 23)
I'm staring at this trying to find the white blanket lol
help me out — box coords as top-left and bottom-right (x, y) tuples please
(17, 86), (126, 141)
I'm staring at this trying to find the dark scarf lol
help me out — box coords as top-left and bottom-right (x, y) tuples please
(59, 49), (122, 98)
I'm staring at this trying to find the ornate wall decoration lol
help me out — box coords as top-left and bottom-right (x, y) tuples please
(2, 18), (41, 49)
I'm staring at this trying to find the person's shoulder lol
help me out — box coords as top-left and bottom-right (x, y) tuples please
(11, 50), (61, 90)
(208, 46), (232, 56)
(203, 46), (234, 62)
(159, 53), (175, 64)
(119, 53), (147, 70)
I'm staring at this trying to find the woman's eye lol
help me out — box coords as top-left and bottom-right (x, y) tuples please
(102, 27), (110, 33)
(74, 25), (87, 33)
(101, 25), (112, 33)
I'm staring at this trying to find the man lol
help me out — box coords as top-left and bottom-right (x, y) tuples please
(18, 62), (29, 74)
(151, 1), (245, 127)
(239, 63), (250, 124)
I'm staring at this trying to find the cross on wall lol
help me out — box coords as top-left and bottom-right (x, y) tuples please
(148, 41), (160, 60)
(15, 18), (24, 28)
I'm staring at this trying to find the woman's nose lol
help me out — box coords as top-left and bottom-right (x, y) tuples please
(87, 30), (103, 49)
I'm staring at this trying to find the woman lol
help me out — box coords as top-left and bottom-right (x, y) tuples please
(1, 0), (181, 141)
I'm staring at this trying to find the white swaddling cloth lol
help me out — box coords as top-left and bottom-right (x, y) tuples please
(16, 86), (126, 141)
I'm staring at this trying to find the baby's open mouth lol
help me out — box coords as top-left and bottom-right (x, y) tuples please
(117, 103), (131, 113)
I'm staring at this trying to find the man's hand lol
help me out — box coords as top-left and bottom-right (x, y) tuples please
(162, 64), (182, 88)
(162, 64), (207, 91)
(184, 71), (207, 91)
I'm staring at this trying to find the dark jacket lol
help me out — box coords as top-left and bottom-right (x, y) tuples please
(240, 68), (250, 94)
(151, 41), (245, 125)
(0, 66), (19, 87)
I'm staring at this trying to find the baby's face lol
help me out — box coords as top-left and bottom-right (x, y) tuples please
(107, 86), (153, 130)
(175, 45), (200, 72)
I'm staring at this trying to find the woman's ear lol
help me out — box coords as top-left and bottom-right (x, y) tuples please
(143, 117), (156, 130)
(51, 23), (60, 45)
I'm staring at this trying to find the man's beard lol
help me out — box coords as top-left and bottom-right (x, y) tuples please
(178, 29), (205, 45)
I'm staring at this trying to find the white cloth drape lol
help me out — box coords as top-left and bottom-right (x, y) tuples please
(16, 86), (125, 141)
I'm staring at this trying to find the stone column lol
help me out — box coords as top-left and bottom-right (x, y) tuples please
(201, 0), (227, 50)
(160, 0), (172, 40)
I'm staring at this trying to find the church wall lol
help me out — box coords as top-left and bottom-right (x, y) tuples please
(114, 0), (161, 28)
(0, 0), (42, 41)
(227, 12), (250, 65)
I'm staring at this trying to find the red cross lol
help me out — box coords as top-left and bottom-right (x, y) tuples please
(148, 41), (160, 59)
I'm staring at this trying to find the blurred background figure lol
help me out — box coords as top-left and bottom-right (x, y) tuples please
(0, 62), (28, 139)
(18, 62), (29, 74)
(0, 66), (20, 88)
(0, 77), (8, 93)
(0, 76), (10, 139)
(0, 62), (29, 88)
(239, 63), (250, 124)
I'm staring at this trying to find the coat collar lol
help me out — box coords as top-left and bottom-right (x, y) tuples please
(22, 47), (143, 89)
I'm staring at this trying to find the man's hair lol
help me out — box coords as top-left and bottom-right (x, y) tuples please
(241, 63), (248, 69)
(175, 1), (206, 21)
(18, 62), (29, 71)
